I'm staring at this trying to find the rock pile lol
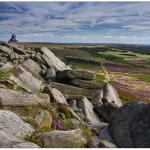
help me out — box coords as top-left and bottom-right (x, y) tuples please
(0, 42), (149, 148)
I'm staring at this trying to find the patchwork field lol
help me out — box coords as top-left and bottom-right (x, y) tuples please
(26, 43), (150, 103)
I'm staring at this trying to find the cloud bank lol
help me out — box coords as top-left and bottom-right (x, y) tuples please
(0, 2), (150, 44)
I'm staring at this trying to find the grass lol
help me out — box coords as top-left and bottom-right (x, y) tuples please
(95, 74), (105, 83)
(132, 74), (150, 82)
(71, 63), (101, 71)
(0, 68), (15, 78)
(54, 49), (93, 59)
(63, 119), (76, 130)
(98, 50), (150, 61)
(117, 89), (140, 103)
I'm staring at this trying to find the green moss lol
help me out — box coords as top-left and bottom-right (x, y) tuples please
(0, 68), (15, 78)
(81, 124), (95, 138)
(24, 134), (44, 147)
(38, 126), (52, 133)
(34, 138), (44, 147)
(63, 119), (76, 130)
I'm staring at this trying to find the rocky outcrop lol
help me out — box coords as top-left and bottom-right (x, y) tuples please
(57, 70), (95, 83)
(44, 85), (68, 105)
(0, 131), (40, 148)
(22, 59), (42, 80)
(94, 103), (118, 122)
(94, 83), (122, 107)
(0, 45), (15, 59)
(39, 47), (71, 71)
(0, 110), (35, 138)
(33, 110), (52, 129)
(69, 79), (103, 89)
(1, 42), (27, 55)
(48, 82), (98, 99)
(109, 101), (150, 148)
(45, 66), (56, 81)
(0, 88), (50, 106)
(10, 65), (43, 92)
(78, 96), (101, 123)
(102, 83), (122, 107)
(0, 62), (14, 71)
(37, 129), (88, 148)
(0, 42), (127, 148)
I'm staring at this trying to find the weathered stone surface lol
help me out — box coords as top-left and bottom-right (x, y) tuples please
(48, 82), (98, 99)
(10, 65), (43, 92)
(0, 45), (12, 55)
(33, 110), (52, 129)
(78, 96), (101, 123)
(0, 110), (35, 138)
(103, 83), (122, 107)
(130, 104), (150, 148)
(59, 105), (81, 121)
(37, 129), (88, 148)
(0, 88), (50, 106)
(1, 42), (26, 55)
(93, 89), (103, 105)
(94, 103), (118, 122)
(0, 62), (14, 71)
(44, 85), (68, 105)
(99, 126), (113, 142)
(40, 47), (71, 71)
(34, 52), (47, 66)
(109, 101), (150, 148)
(69, 79), (103, 89)
(68, 99), (77, 109)
(88, 121), (108, 130)
(45, 66), (56, 80)
(57, 70), (95, 83)
(0, 131), (40, 148)
(99, 139), (117, 148)
(22, 59), (42, 80)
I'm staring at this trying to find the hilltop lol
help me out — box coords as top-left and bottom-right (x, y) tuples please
(0, 41), (150, 148)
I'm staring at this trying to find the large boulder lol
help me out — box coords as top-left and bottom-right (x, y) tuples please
(57, 70), (95, 83)
(1, 42), (26, 55)
(0, 131), (39, 148)
(48, 82), (98, 100)
(22, 59), (42, 80)
(0, 110), (35, 138)
(33, 110), (52, 129)
(99, 83), (122, 107)
(78, 96), (101, 123)
(109, 101), (150, 148)
(37, 129), (88, 148)
(44, 85), (68, 105)
(10, 65), (43, 92)
(0, 88), (50, 106)
(0, 45), (14, 58)
(39, 47), (71, 71)
(69, 79), (103, 89)
(0, 62), (14, 71)
(45, 66), (56, 81)
(94, 103), (118, 122)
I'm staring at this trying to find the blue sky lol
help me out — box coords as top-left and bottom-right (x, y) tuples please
(0, 2), (150, 44)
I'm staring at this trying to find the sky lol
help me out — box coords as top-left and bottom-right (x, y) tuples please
(0, 2), (150, 44)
